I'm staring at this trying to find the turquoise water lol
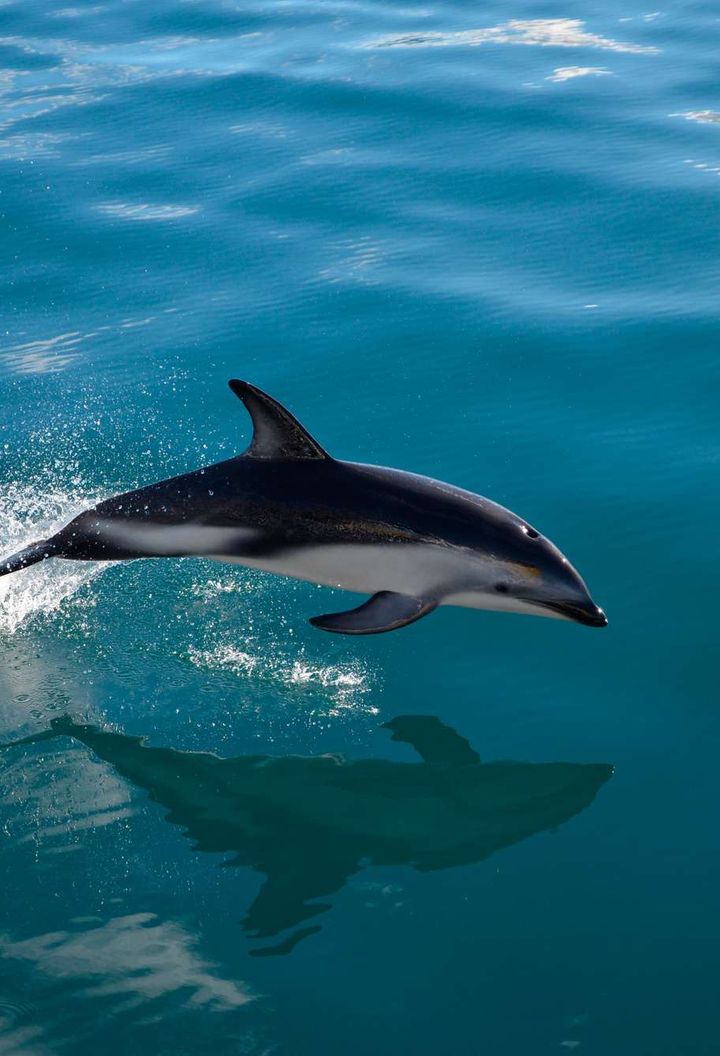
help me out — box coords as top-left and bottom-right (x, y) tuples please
(1, 1), (719, 1052)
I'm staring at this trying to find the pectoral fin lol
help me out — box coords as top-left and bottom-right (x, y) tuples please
(310, 591), (437, 635)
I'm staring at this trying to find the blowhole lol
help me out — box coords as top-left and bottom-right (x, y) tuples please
(522, 525), (539, 539)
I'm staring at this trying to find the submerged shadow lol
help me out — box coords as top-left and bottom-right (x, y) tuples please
(4, 715), (612, 955)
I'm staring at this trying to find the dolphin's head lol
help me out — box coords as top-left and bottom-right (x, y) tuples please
(451, 500), (607, 628)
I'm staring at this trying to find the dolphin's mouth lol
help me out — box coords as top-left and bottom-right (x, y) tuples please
(533, 599), (608, 628)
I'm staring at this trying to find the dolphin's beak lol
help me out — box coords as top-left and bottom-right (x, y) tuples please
(534, 598), (608, 628)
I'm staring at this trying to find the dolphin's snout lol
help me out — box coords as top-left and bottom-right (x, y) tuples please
(568, 602), (607, 628)
(535, 597), (608, 628)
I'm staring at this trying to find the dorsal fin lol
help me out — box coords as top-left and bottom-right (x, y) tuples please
(228, 380), (328, 461)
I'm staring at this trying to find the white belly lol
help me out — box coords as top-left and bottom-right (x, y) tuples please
(216, 542), (475, 600)
(219, 543), (551, 618)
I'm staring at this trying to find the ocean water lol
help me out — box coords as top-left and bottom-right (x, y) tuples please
(1, 1), (719, 1052)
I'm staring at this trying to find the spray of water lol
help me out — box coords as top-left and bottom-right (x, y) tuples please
(0, 481), (106, 636)
(187, 640), (376, 713)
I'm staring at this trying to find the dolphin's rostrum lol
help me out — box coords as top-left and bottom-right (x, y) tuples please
(0, 380), (607, 633)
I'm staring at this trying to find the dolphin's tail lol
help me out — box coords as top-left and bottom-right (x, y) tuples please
(0, 539), (55, 577)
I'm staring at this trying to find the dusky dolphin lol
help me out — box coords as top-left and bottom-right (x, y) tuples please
(0, 380), (607, 634)
(1, 715), (613, 953)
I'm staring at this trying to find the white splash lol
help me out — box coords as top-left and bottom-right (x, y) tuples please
(547, 66), (612, 82)
(369, 18), (658, 54)
(187, 642), (376, 712)
(190, 577), (257, 600)
(0, 483), (105, 636)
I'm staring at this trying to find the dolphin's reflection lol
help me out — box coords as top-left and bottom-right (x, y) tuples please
(8, 716), (612, 955)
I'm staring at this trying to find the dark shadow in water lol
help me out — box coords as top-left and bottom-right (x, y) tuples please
(3, 716), (612, 956)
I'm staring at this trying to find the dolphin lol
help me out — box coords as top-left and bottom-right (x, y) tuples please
(0, 380), (607, 634)
(1, 715), (613, 953)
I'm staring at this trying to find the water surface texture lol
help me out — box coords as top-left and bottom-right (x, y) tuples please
(1, 2), (719, 1054)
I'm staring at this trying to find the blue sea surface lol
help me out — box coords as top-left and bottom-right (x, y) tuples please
(1, 2), (719, 1053)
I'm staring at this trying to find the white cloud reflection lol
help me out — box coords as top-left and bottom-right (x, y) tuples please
(0, 315), (159, 375)
(0, 913), (253, 1011)
(547, 66), (612, 82)
(369, 18), (658, 54)
(673, 110), (720, 125)
(0, 331), (85, 374)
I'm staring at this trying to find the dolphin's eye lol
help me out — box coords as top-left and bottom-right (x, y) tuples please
(522, 525), (539, 539)
(495, 583), (509, 593)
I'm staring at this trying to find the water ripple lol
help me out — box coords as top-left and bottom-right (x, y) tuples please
(95, 202), (200, 222)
